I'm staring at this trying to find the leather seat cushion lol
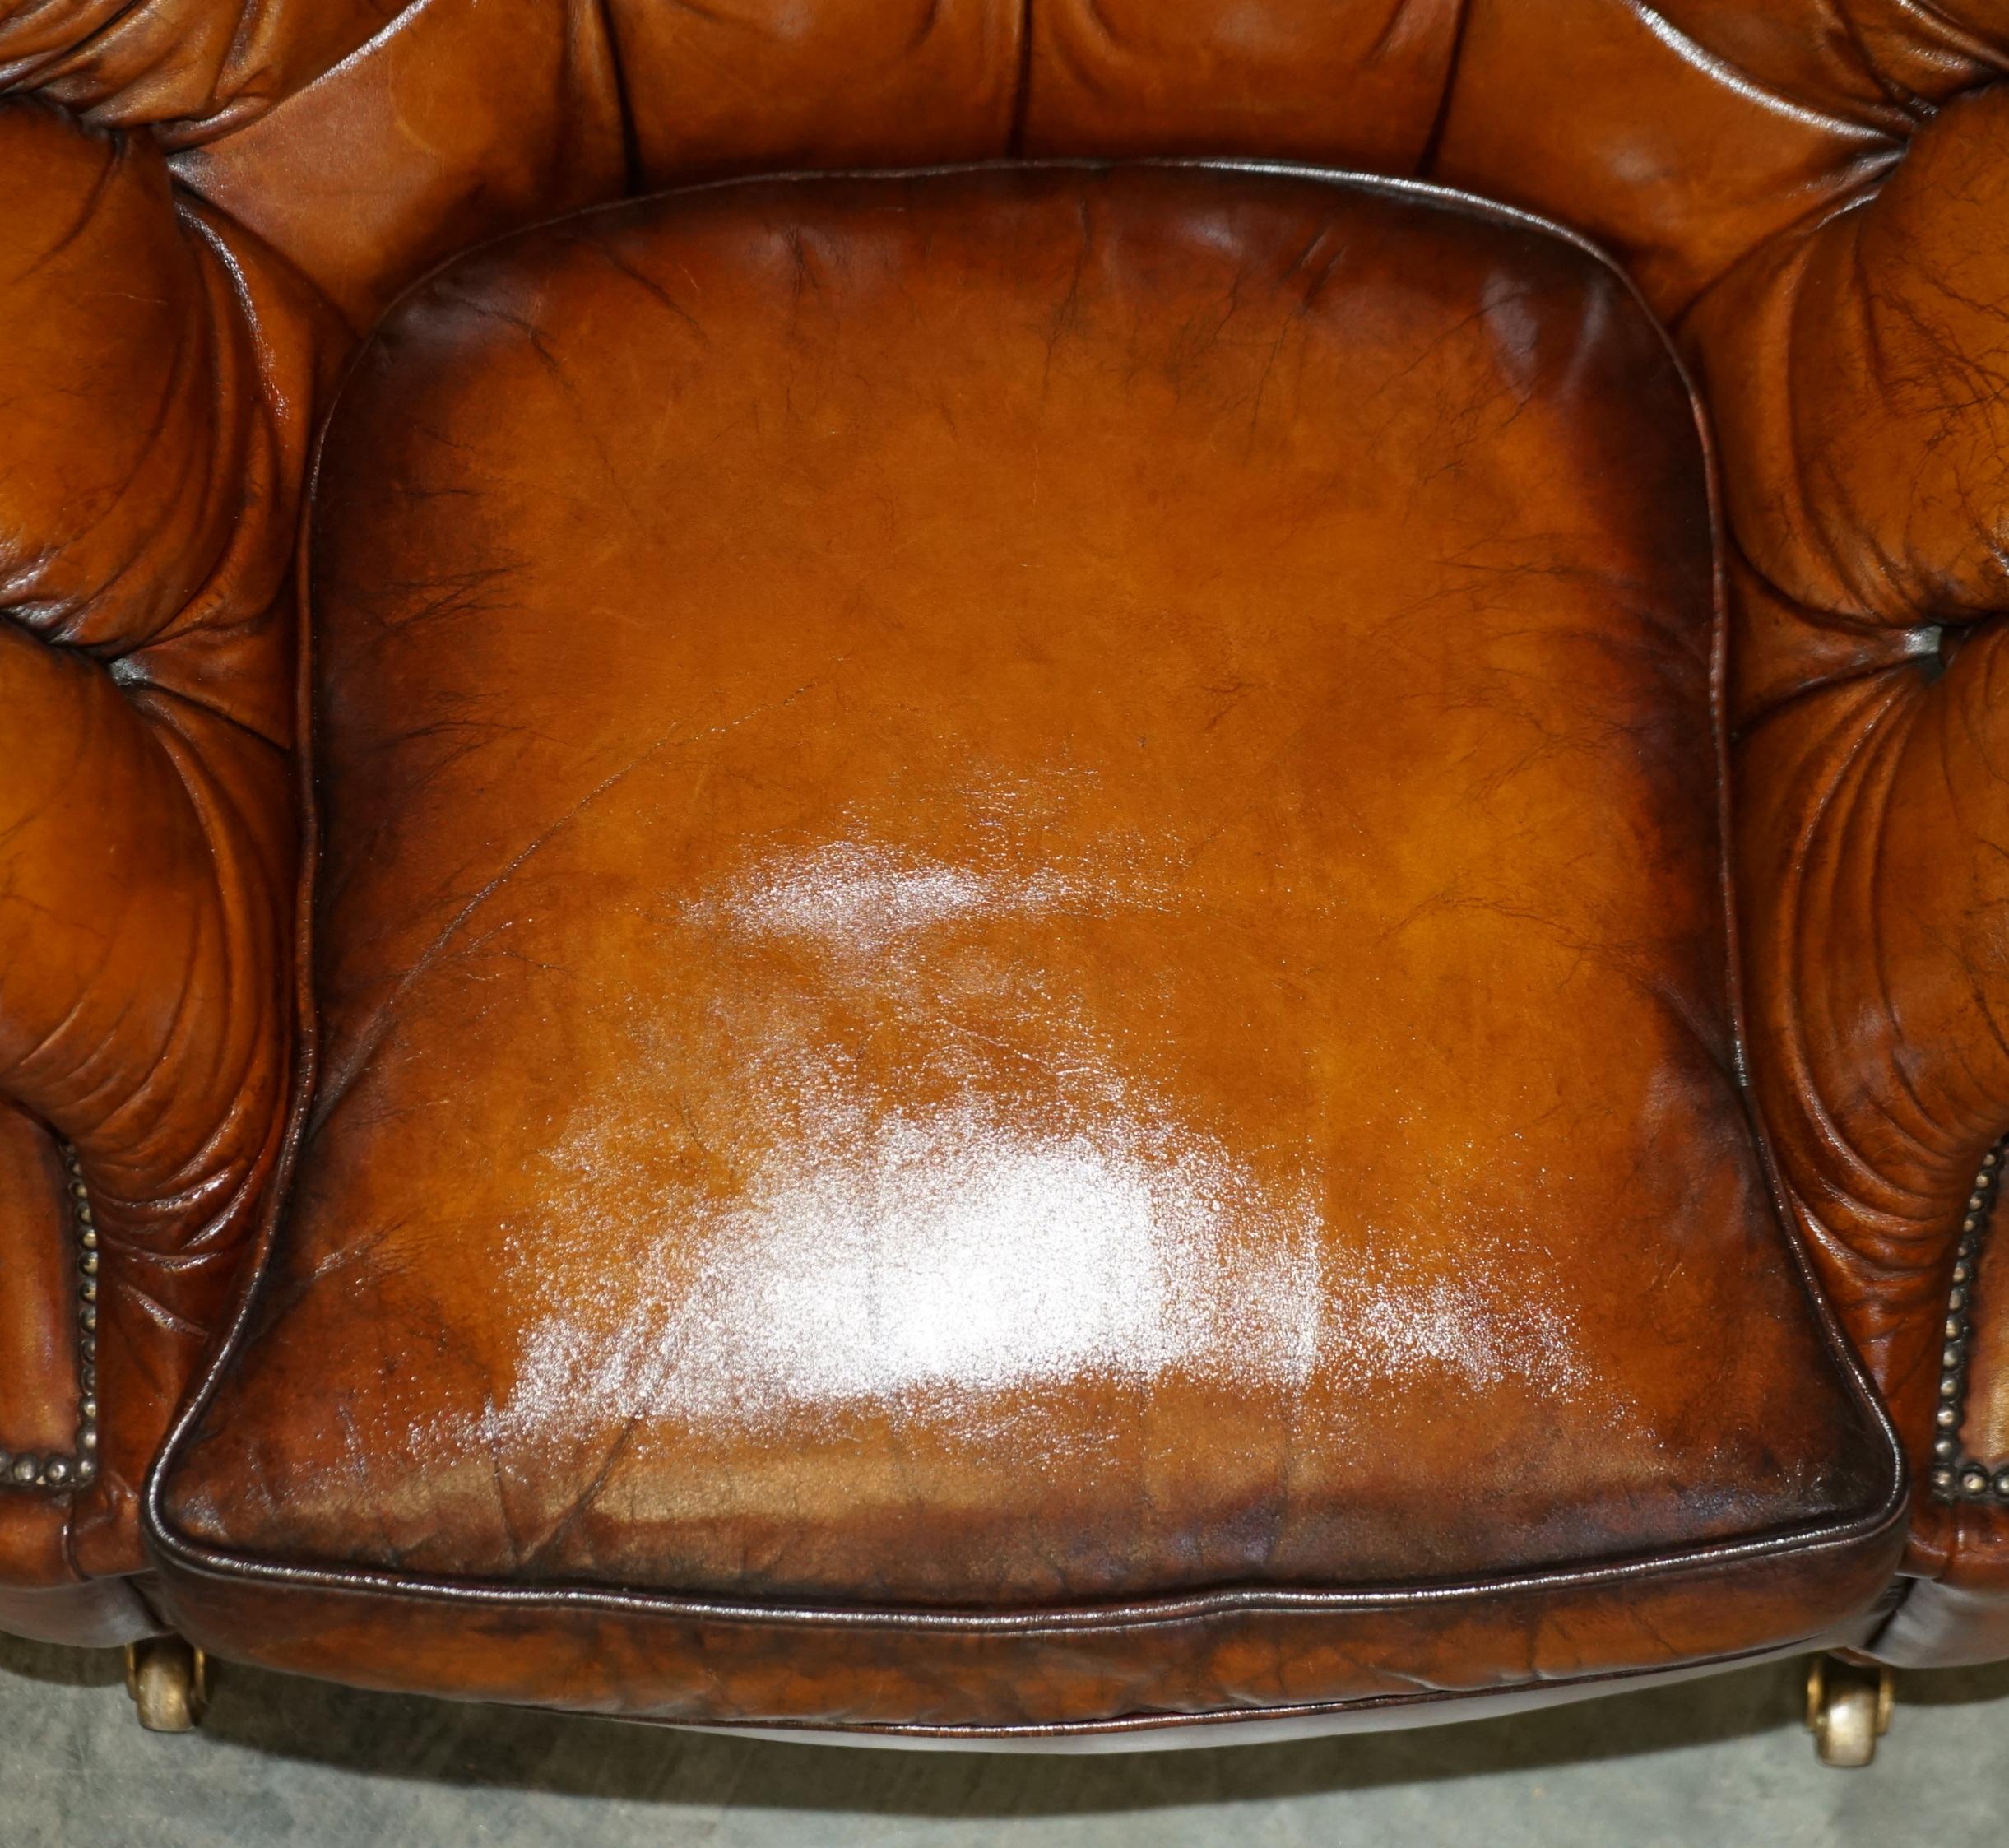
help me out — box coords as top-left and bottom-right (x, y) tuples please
(149, 165), (1900, 1731)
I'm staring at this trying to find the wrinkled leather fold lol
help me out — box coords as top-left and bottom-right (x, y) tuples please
(2, 0), (2005, 1683)
(0, 97), (340, 1576)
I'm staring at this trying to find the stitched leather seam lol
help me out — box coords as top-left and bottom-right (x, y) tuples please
(0, 1142), (100, 1493)
(142, 1495), (1908, 1634)
(1932, 1139), (2008, 1502)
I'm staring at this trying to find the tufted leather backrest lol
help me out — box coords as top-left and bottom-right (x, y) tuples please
(3, 0), (2009, 1587)
(2, 2), (1991, 323)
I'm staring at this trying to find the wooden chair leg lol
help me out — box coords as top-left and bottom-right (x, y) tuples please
(124, 1636), (209, 1733)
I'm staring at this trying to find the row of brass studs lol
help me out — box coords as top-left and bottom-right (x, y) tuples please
(0, 1144), (100, 1492)
(1932, 1145), (2006, 1502)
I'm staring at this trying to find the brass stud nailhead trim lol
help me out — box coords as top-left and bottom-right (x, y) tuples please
(1932, 1143), (2007, 1504)
(0, 1144), (100, 1493)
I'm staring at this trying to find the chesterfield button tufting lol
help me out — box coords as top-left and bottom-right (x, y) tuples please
(0, 0), (2007, 1769)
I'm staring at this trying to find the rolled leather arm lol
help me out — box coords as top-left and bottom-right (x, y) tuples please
(0, 0), (397, 146)
(1683, 81), (2009, 1585)
(0, 96), (336, 1574)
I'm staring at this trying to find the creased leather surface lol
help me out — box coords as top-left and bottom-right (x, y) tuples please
(165, 0), (629, 334)
(0, 1103), (79, 1463)
(149, 165), (1901, 1728)
(1, 0), (2003, 1672)
(1688, 84), (2009, 629)
(1649, 1), (2009, 130)
(1677, 81), (2009, 1590)
(0, 0), (401, 145)
(0, 98), (341, 1578)
(151, 2), (1998, 335)
(1436, 1), (2009, 315)
(609, 0), (1022, 190)
(0, 1103), (78, 1586)
(1019, 0), (1462, 170)
(1945, 1205), (2009, 1588)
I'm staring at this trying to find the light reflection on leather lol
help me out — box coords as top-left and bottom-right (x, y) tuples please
(485, 1095), (1599, 1443)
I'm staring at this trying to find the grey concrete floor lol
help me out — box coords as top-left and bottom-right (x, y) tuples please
(3, 1635), (2004, 1846)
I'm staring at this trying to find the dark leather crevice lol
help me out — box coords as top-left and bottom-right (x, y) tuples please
(1415, 0), (1473, 176)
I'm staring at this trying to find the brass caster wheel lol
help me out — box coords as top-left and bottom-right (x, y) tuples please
(124, 1637), (209, 1733)
(1805, 1655), (1892, 1767)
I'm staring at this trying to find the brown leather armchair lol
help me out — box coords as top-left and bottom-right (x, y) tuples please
(4, 0), (2007, 1768)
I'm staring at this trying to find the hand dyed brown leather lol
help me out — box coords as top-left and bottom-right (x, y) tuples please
(0, 95), (336, 1608)
(0, 0), (2003, 1732)
(148, 165), (1901, 1728)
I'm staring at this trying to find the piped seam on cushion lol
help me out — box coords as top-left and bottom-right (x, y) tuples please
(146, 1490), (1905, 1633)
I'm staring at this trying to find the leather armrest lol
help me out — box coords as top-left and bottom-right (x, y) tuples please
(1682, 83), (2009, 1586)
(0, 96), (337, 1575)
